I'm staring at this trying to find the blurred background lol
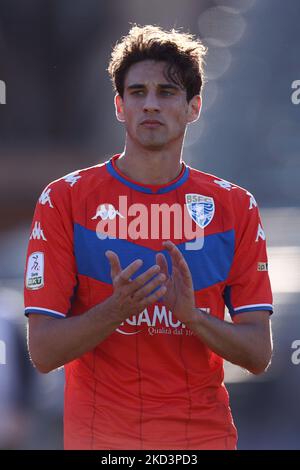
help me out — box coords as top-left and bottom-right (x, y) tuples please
(0, 0), (299, 450)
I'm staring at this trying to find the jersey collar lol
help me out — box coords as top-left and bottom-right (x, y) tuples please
(106, 154), (189, 194)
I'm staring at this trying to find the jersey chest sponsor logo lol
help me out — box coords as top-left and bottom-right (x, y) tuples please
(116, 305), (210, 336)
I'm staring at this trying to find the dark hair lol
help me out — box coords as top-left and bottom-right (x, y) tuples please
(108, 25), (207, 102)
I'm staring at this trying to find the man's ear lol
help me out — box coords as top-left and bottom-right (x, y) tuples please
(187, 95), (202, 124)
(115, 94), (125, 122)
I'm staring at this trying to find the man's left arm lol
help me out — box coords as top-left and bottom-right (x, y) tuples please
(158, 241), (272, 374)
(185, 308), (272, 375)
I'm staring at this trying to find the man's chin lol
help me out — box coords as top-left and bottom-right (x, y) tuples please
(139, 139), (166, 151)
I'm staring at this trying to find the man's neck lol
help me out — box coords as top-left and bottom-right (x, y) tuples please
(115, 144), (183, 186)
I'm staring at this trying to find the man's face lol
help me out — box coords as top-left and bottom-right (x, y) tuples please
(115, 60), (201, 151)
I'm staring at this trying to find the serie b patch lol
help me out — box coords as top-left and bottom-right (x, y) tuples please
(26, 252), (44, 289)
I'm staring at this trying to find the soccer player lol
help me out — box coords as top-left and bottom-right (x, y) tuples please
(25, 25), (273, 450)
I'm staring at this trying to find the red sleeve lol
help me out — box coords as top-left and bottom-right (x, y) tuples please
(224, 190), (273, 318)
(24, 181), (77, 319)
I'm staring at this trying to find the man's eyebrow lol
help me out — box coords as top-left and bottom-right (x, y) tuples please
(126, 83), (180, 90)
(127, 84), (144, 89)
(158, 84), (180, 90)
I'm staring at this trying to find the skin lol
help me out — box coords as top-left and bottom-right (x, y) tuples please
(114, 60), (201, 185)
(28, 59), (272, 375)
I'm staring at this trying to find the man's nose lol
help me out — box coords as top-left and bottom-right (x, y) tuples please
(143, 92), (161, 112)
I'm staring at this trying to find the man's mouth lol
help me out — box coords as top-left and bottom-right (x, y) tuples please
(140, 120), (163, 128)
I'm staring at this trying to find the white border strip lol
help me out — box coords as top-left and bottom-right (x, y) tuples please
(234, 303), (273, 312)
(25, 307), (66, 317)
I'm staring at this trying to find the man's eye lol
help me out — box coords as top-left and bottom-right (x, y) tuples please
(160, 90), (174, 96)
(131, 90), (144, 95)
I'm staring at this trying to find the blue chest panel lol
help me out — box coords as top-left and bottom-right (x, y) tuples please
(74, 224), (235, 291)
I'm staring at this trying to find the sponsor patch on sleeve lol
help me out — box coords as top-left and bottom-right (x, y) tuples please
(257, 262), (268, 271)
(26, 252), (44, 289)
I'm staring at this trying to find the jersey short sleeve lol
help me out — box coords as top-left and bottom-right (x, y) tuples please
(224, 190), (273, 317)
(24, 182), (77, 319)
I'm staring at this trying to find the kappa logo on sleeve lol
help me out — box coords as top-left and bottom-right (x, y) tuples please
(255, 224), (266, 242)
(30, 221), (47, 241)
(64, 173), (81, 187)
(246, 191), (258, 210)
(26, 252), (44, 290)
(39, 188), (53, 208)
(214, 179), (233, 191)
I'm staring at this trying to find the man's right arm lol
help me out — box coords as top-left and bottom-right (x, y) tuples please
(28, 296), (125, 373)
(28, 255), (166, 373)
(25, 182), (166, 373)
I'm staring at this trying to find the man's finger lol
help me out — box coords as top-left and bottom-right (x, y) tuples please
(105, 250), (122, 279)
(162, 241), (193, 285)
(155, 252), (169, 278)
(140, 284), (167, 309)
(133, 272), (166, 301)
(118, 258), (144, 283)
(127, 264), (161, 294)
(162, 240), (186, 267)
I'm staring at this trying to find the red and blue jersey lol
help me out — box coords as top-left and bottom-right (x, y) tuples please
(24, 154), (273, 449)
